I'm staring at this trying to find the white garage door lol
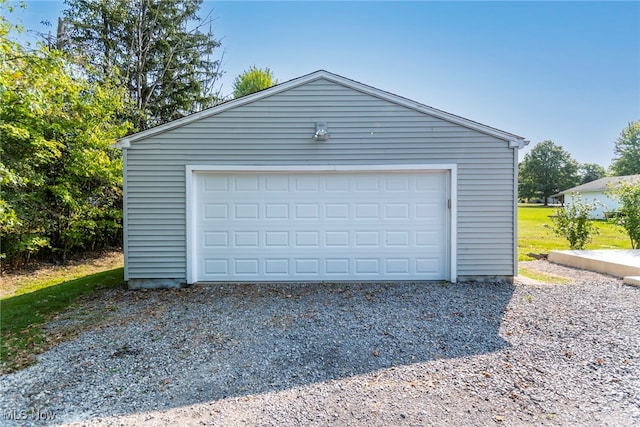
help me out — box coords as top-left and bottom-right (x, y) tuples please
(191, 170), (450, 282)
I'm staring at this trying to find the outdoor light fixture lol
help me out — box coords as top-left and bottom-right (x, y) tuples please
(313, 122), (330, 141)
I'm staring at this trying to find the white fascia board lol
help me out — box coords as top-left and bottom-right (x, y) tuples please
(509, 139), (530, 149)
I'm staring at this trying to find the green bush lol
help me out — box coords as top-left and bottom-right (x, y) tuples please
(608, 180), (640, 249)
(551, 193), (600, 250)
(0, 14), (130, 269)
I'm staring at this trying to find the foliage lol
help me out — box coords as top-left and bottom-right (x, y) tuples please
(0, 267), (124, 373)
(609, 121), (640, 176)
(232, 65), (278, 98)
(550, 194), (600, 250)
(519, 140), (580, 205)
(518, 205), (629, 260)
(0, 9), (131, 269)
(608, 179), (640, 248)
(579, 163), (607, 184)
(62, 0), (222, 130)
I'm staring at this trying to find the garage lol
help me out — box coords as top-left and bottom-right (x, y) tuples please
(188, 166), (454, 282)
(117, 70), (527, 288)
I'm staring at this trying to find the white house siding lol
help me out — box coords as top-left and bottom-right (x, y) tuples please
(564, 192), (619, 219)
(123, 77), (518, 284)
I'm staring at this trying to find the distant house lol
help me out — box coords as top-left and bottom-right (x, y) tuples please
(554, 175), (640, 219)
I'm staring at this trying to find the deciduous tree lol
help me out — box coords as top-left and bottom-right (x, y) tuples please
(1, 6), (131, 268)
(610, 121), (640, 176)
(232, 66), (278, 98)
(579, 163), (607, 184)
(518, 140), (580, 205)
(609, 179), (640, 249)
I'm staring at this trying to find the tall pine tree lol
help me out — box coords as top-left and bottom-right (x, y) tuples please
(63, 0), (222, 130)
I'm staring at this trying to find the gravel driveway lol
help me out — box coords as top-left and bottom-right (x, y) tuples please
(1, 261), (639, 426)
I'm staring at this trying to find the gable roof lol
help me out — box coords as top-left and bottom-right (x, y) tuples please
(117, 70), (528, 148)
(556, 175), (640, 195)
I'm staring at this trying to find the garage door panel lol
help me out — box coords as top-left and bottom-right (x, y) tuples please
(295, 204), (319, 219)
(204, 259), (228, 275)
(265, 231), (289, 247)
(265, 204), (289, 219)
(295, 176), (319, 191)
(325, 176), (349, 191)
(326, 258), (349, 274)
(264, 175), (289, 191)
(385, 258), (410, 274)
(235, 204), (259, 219)
(385, 175), (410, 191)
(232, 176), (258, 191)
(326, 231), (349, 246)
(235, 259), (259, 274)
(326, 204), (349, 219)
(194, 171), (449, 281)
(203, 175), (228, 191)
(265, 259), (289, 274)
(355, 231), (380, 247)
(296, 259), (319, 274)
(355, 258), (380, 274)
(204, 231), (228, 247)
(204, 204), (228, 220)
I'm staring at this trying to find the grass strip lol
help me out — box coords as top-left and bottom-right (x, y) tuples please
(518, 266), (571, 284)
(0, 268), (125, 373)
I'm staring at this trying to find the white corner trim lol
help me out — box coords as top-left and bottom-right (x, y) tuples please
(185, 167), (196, 285)
(123, 149), (130, 281)
(449, 166), (458, 283)
(185, 164), (458, 284)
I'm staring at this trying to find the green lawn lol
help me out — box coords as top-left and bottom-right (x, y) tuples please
(0, 268), (125, 373)
(518, 204), (630, 261)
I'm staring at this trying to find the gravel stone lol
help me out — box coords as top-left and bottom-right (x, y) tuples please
(1, 260), (638, 426)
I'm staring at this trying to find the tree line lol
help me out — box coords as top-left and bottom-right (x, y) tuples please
(519, 121), (640, 205)
(1, 0), (276, 270)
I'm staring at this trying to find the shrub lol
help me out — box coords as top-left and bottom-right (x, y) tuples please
(551, 193), (600, 250)
(608, 180), (640, 249)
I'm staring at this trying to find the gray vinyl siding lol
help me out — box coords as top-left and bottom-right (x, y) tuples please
(124, 78), (517, 281)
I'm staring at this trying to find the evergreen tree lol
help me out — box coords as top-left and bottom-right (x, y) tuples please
(62, 0), (223, 130)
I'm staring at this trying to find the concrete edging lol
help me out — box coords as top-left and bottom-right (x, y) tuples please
(623, 276), (640, 287)
(548, 250), (640, 279)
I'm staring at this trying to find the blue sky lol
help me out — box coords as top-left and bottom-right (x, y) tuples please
(6, 1), (640, 168)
